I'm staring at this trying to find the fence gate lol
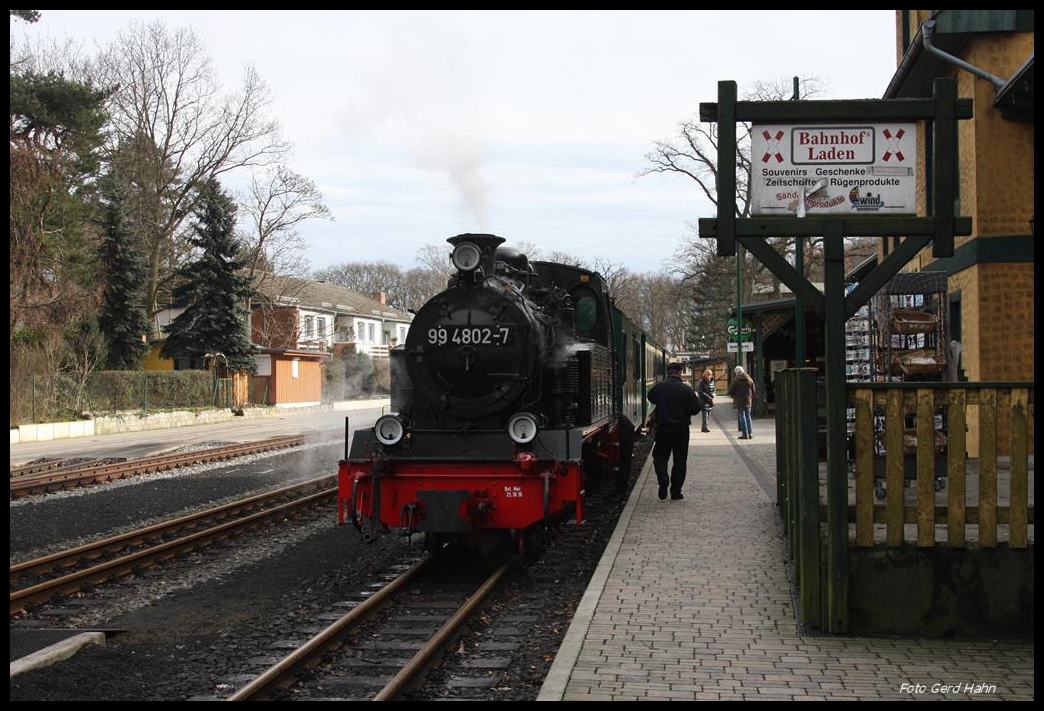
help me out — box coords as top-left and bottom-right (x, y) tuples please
(213, 377), (232, 409)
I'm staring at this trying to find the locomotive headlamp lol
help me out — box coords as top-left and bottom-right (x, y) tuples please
(507, 412), (539, 445)
(451, 241), (482, 272)
(374, 414), (405, 446)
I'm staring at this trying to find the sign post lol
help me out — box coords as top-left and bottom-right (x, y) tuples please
(698, 78), (971, 634)
(751, 123), (917, 217)
(792, 78), (806, 370)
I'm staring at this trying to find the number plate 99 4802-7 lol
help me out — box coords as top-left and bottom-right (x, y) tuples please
(427, 325), (512, 347)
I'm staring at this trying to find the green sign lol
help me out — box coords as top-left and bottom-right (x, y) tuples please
(726, 317), (754, 342)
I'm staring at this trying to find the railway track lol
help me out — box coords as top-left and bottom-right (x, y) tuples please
(10, 475), (337, 615)
(9, 434), (326, 499)
(10, 458), (89, 478)
(227, 557), (513, 701)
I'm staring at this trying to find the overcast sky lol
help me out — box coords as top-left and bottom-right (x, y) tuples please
(16, 10), (900, 274)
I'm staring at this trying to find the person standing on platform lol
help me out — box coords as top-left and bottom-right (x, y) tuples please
(647, 362), (703, 500)
(697, 368), (715, 433)
(728, 365), (756, 439)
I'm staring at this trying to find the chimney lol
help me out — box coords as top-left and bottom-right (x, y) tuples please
(373, 291), (387, 305)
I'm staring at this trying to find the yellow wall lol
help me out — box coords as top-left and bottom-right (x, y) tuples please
(969, 35), (1035, 237)
(888, 16), (1034, 456)
(143, 344), (175, 371)
(908, 33), (1035, 265)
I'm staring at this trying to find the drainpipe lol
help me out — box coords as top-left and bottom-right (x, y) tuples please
(922, 20), (1007, 88)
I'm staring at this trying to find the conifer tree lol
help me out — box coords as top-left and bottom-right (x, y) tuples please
(160, 179), (257, 373)
(98, 175), (150, 369)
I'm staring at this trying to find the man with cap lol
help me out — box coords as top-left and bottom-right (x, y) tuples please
(646, 362), (703, 500)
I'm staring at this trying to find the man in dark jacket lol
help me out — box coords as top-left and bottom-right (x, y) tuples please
(647, 362), (702, 500)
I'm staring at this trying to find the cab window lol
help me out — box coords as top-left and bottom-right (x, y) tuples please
(576, 295), (597, 333)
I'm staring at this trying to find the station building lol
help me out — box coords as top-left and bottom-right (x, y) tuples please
(713, 13), (1033, 455)
(885, 9), (1034, 454)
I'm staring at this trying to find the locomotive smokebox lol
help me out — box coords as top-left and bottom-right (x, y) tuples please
(404, 235), (548, 421)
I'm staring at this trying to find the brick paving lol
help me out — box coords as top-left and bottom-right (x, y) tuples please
(539, 410), (1034, 701)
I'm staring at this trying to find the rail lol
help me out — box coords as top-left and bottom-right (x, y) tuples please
(10, 477), (336, 613)
(9, 434), (337, 499)
(227, 558), (511, 701)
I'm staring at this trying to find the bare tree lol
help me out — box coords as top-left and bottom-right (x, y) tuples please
(409, 244), (455, 306)
(401, 266), (450, 311)
(669, 226), (743, 356)
(95, 20), (288, 320)
(636, 78), (898, 357)
(541, 250), (585, 267)
(415, 243), (453, 275)
(62, 315), (107, 415)
(249, 272), (311, 349)
(313, 261), (407, 306)
(241, 165), (332, 293)
(640, 77), (829, 297)
(588, 256), (638, 303)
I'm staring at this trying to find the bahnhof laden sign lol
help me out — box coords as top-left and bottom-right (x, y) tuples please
(751, 123), (916, 216)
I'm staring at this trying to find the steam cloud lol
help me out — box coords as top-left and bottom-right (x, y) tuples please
(413, 123), (489, 231)
(339, 42), (490, 232)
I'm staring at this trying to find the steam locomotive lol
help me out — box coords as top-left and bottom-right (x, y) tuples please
(338, 234), (668, 553)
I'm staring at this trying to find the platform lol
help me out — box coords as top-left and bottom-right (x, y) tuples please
(539, 409), (1035, 701)
(9, 400), (389, 467)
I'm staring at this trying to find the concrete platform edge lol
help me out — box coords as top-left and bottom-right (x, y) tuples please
(10, 632), (106, 678)
(536, 447), (655, 701)
(11, 399), (390, 444)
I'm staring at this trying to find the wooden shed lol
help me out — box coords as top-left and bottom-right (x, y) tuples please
(253, 348), (330, 407)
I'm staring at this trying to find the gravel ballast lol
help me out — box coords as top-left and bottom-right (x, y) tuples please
(11, 432), (654, 701)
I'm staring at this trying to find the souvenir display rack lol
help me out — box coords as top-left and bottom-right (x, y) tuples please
(873, 271), (949, 382)
(844, 282), (875, 438)
(868, 271), (951, 499)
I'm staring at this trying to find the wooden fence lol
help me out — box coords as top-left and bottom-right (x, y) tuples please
(848, 383), (1034, 548)
(777, 371), (1034, 632)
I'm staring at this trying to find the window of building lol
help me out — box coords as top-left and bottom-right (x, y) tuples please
(303, 315), (313, 338)
(368, 323), (375, 342)
(174, 357), (206, 371)
(316, 317), (326, 339)
(356, 321), (364, 342)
